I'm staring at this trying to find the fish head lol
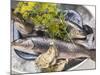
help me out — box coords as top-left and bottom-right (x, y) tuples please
(11, 38), (34, 50)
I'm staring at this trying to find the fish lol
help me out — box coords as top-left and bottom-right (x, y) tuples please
(11, 37), (95, 61)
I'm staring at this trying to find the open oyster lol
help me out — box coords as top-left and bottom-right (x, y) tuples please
(35, 42), (59, 68)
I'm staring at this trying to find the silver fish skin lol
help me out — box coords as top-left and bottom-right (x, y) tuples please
(11, 37), (95, 61)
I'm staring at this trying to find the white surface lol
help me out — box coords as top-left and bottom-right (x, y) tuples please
(0, 0), (99, 75)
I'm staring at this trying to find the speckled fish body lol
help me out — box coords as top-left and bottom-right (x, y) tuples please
(12, 37), (95, 60)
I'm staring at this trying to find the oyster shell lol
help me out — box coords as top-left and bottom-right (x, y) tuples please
(35, 42), (59, 68)
(42, 58), (68, 72)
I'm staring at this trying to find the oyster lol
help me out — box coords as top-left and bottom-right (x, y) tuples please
(69, 26), (86, 39)
(12, 13), (33, 35)
(35, 42), (69, 72)
(42, 58), (68, 72)
(35, 42), (59, 68)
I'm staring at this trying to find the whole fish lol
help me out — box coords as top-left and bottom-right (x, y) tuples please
(11, 37), (95, 61)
